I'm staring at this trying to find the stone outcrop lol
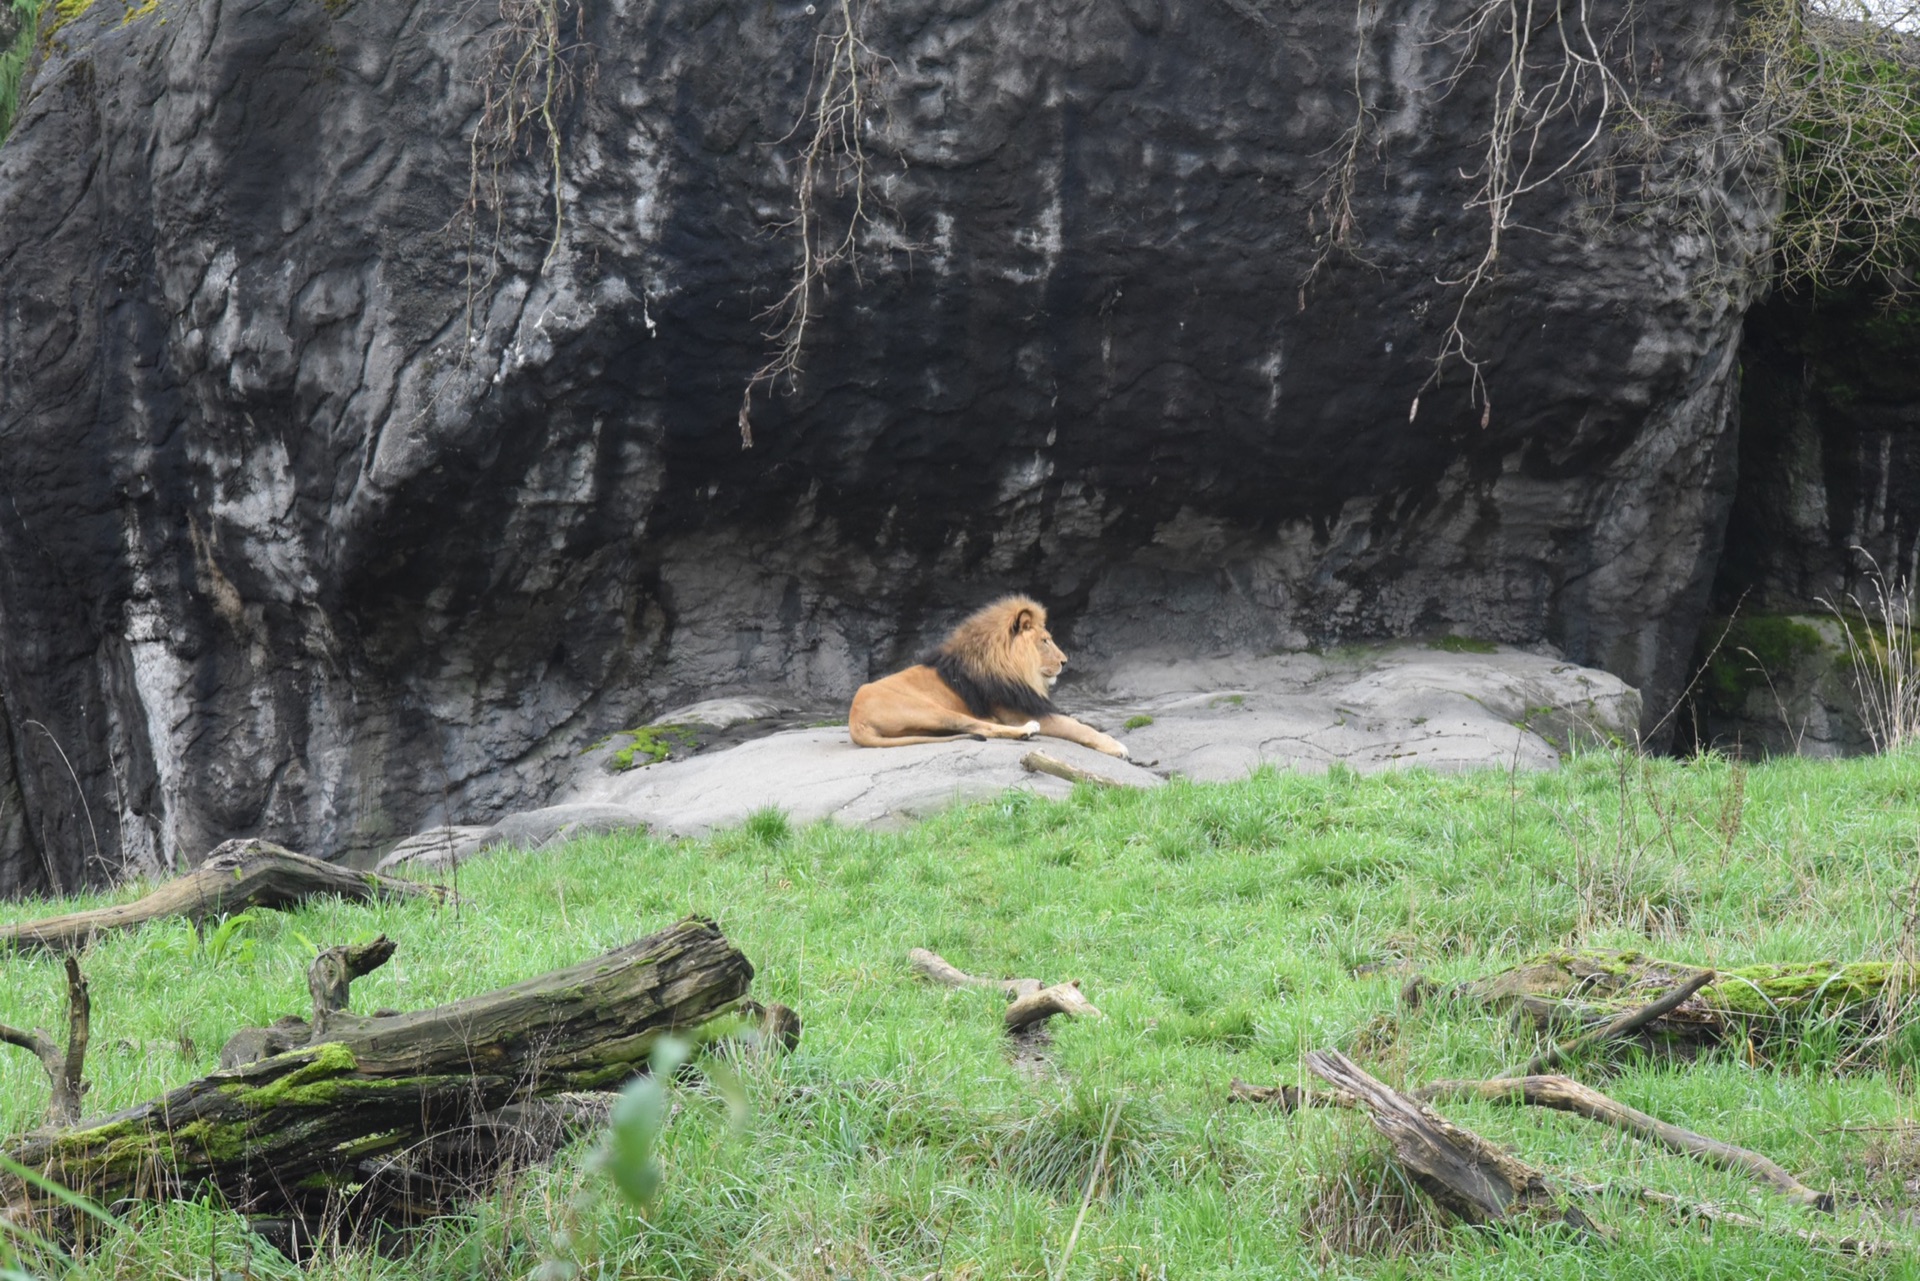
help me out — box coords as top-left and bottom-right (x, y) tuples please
(0, 0), (1770, 890)
(373, 641), (1638, 865)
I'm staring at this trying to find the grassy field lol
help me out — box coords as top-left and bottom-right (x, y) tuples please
(4, 747), (1920, 1278)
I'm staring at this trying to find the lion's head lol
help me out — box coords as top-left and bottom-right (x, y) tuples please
(929, 595), (1064, 719)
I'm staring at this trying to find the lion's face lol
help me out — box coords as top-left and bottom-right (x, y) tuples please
(1013, 610), (1067, 690)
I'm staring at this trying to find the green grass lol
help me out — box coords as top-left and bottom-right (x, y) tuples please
(6, 748), (1920, 1277)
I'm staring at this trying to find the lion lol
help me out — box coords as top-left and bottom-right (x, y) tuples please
(848, 596), (1129, 758)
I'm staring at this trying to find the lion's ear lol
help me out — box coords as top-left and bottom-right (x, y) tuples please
(1010, 607), (1037, 637)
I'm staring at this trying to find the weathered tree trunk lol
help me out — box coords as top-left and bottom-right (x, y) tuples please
(0, 840), (448, 954)
(1, 916), (752, 1223)
(1302, 1050), (1598, 1234)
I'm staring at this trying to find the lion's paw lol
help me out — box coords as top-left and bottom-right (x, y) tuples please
(1021, 721), (1041, 738)
(1110, 742), (1131, 760)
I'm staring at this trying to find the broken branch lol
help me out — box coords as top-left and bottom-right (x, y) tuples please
(0, 956), (91, 1125)
(1004, 981), (1101, 1032)
(307, 936), (398, 1041)
(1505, 968), (1714, 1079)
(1021, 751), (1124, 788)
(1622, 1186), (1899, 1257)
(1227, 1078), (1357, 1112)
(1414, 1074), (1831, 1210)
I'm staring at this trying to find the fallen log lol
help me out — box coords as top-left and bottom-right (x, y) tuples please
(1, 916), (754, 1226)
(1413, 1075), (1831, 1209)
(908, 948), (1102, 1031)
(1302, 1050), (1599, 1234)
(0, 840), (448, 954)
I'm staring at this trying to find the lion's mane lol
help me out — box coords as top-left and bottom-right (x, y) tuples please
(924, 595), (1060, 720)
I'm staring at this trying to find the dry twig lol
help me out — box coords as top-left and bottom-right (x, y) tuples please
(738, 0), (892, 447)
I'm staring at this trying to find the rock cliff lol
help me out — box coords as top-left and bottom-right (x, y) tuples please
(0, 0), (1771, 890)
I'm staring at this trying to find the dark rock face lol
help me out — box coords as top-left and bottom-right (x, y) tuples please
(1719, 287), (1920, 613)
(1683, 285), (1920, 758)
(0, 0), (1769, 889)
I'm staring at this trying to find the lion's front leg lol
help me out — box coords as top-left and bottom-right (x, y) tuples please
(1036, 713), (1130, 759)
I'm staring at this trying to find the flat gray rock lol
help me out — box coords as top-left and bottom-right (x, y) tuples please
(376, 644), (1640, 864)
(560, 731), (1163, 838)
(1086, 645), (1641, 779)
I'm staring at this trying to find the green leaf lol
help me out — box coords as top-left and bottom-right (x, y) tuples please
(595, 1036), (691, 1214)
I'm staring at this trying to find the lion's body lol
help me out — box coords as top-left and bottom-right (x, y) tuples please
(847, 596), (1129, 758)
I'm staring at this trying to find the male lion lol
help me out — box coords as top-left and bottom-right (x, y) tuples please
(848, 596), (1129, 758)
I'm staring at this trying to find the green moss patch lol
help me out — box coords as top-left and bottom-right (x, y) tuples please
(604, 724), (699, 772)
(1701, 615), (1828, 709)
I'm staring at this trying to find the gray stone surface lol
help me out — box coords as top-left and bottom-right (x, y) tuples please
(1086, 645), (1642, 779)
(376, 645), (1636, 860)
(0, 0), (1766, 891)
(560, 731), (1162, 839)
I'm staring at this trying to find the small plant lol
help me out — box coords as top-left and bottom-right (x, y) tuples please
(1299, 1135), (1448, 1261)
(1123, 715), (1154, 731)
(594, 1034), (748, 1215)
(161, 910), (261, 965)
(1823, 549), (1920, 753)
(743, 807), (792, 847)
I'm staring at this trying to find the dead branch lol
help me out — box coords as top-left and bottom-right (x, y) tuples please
(0, 839), (448, 954)
(1505, 967), (1714, 1078)
(1414, 1075), (1831, 1209)
(1004, 981), (1101, 1033)
(1020, 751), (1126, 788)
(908, 948), (1099, 1030)
(1303, 1049), (1598, 1232)
(0, 957), (90, 1124)
(909, 948), (1040, 999)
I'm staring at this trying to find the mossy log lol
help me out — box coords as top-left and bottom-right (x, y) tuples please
(0, 916), (753, 1223)
(0, 839), (448, 954)
(1437, 948), (1916, 1055)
